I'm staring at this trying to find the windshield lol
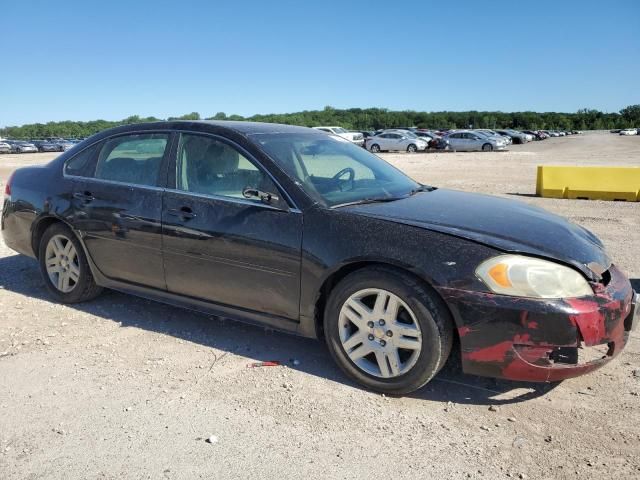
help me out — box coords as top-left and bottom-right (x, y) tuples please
(252, 132), (420, 207)
(399, 131), (418, 138)
(333, 127), (348, 134)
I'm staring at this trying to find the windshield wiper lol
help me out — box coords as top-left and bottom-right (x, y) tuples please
(332, 197), (406, 208)
(332, 185), (436, 208)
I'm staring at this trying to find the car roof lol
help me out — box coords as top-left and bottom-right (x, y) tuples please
(84, 120), (317, 142)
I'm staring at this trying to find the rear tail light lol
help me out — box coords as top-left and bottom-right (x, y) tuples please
(4, 171), (15, 198)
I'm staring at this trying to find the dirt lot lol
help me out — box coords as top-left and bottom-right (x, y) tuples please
(0, 132), (639, 479)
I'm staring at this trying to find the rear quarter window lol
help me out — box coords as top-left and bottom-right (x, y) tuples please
(64, 142), (101, 177)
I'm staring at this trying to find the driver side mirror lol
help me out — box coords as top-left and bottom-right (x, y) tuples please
(242, 187), (280, 205)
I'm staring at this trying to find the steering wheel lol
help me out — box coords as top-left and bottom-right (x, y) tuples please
(332, 167), (355, 191)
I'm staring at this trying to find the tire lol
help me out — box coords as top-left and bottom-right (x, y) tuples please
(324, 266), (453, 395)
(38, 223), (103, 303)
(407, 144), (417, 153)
(482, 143), (493, 152)
(370, 144), (380, 153)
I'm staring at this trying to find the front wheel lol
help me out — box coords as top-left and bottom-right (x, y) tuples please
(369, 144), (380, 153)
(407, 144), (417, 153)
(324, 267), (453, 394)
(482, 143), (493, 152)
(38, 223), (103, 303)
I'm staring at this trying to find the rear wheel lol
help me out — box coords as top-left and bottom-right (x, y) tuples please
(370, 144), (380, 153)
(324, 266), (453, 394)
(482, 143), (493, 152)
(38, 223), (103, 303)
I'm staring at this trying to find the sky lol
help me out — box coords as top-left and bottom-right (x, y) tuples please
(1, 0), (639, 127)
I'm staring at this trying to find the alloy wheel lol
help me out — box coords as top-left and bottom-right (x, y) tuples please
(45, 234), (80, 293)
(338, 288), (422, 378)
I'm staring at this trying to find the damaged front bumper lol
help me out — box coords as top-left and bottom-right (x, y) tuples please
(440, 265), (637, 382)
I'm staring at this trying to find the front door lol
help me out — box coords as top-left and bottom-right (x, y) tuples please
(161, 132), (303, 320)
(71, 132), (171, 289)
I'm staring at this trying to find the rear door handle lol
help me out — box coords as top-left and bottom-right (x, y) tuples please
(73, 191), (95, 202)
(167, 207), (197, 220)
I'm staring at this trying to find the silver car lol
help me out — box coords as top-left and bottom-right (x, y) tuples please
(475, 129), (512, 145)
(12, 141), (38, 153)
(366, 130), (428, 153)
(0, 142), (11, 154)
(445, 130), (507, 152)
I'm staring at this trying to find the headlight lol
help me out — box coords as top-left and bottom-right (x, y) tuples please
(476, 254), (593, 299)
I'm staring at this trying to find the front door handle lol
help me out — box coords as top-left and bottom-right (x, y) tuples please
(167, 207), (197, 220)
(73, 191), (95, 203)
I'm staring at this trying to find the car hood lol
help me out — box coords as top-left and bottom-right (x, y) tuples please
(343, 189), (611, 280)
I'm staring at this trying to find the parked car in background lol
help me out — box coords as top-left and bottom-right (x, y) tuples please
(56, 140), (76, 151)
(312, 126), (365, 146)
(445, 131), (507, 152)
(494, 129), (528, 144)
(414, 130), (448, 149)
(522, 130), (545, 141)
(355, 131), (376, 144)
(475, 129), (512, 145)
(619, 128), (637, 136)
(366, 130), (428, 153)
(32, 140), (63, 152)
(8, 141), (38, 153)
(0, 142), (11, 154)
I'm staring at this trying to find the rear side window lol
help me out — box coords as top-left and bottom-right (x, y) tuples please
(95, 133), (169, 186)
(64, 142), (101, 177)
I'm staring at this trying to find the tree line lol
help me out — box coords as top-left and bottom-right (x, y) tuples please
(2, 105), (639, 139)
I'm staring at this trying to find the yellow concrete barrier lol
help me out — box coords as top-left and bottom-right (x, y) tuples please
(536, 166), (640, 201)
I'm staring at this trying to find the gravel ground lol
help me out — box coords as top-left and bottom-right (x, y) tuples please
(0, 131), (639, 479)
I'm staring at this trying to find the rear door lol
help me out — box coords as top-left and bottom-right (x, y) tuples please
(161, 132), (303, 320)
(70, 132), (172, 289)
(386, 133), (403, 151)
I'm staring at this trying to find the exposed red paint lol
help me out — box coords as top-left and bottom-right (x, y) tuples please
(443, 263), (634, 383)
(458, 326), (472, 337)
(464, 341), (513, 362)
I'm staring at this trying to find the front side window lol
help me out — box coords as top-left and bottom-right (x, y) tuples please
(176, 133), (276, 201)
(253, 132), (420, 207)
(95, 133), (169, 186)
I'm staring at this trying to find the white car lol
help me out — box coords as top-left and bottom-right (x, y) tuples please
(313, 126), (365, 146)
(619, 128), (637, 136)
(365, 131), (428, 153)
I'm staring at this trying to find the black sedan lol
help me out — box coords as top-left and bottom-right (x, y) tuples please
(2, 121), (637, 394)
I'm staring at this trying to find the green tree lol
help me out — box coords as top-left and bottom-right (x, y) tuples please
(620, 105), (640, 126)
